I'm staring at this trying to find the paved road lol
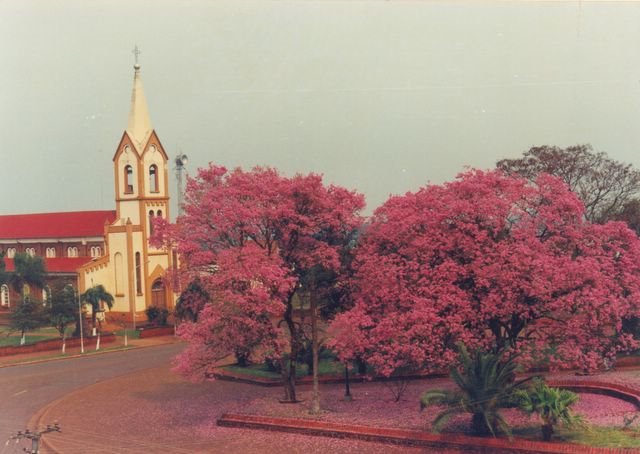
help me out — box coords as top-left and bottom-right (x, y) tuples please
(0, 345), (444, 453)
(0, 344), (183, 448)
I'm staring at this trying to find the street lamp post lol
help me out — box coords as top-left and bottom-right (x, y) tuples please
(76, 275), (84, 354)
(175, 153), (188, 217)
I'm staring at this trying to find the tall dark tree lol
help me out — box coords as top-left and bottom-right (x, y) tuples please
(174, 279), (210, 322)
(615, 198), (640, 236)
(9, 297), (47, 345)
(497, 144), (640, 223)
(48, 284), (77, 353)
(0, 251), (7, 287)
(8, 252), (46, 301)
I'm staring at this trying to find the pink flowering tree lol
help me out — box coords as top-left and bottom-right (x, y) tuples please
(154, 165), (364, 402)
(329, 170), (640, 377)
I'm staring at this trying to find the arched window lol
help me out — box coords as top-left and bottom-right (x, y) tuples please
(1, 285), (9, 307)
(125, 165), (134, 193)
(90, 246), (102, 258)
(7, 248), (16, 258)
(135, 252), (142, 295)
(149, 165), (158, 193)
(148, 210), (155, 235)
(156, 209), (162, 218)
(67, 246), (78, 257)
(45, 247), (56, 258)
(25, 247), (36, 257)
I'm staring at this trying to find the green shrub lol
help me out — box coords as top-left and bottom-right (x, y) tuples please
(145, 306), (169, 326)
(420, 345), (531, 437)
(515, 379), (585, 441)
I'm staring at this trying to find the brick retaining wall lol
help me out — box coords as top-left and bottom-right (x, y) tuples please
(138, 326), (175, 338)
(218, 413), (635, 454)
(0, 333), (115, 357)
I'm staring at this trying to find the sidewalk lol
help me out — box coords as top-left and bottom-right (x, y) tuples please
(0, 332), (180, 368)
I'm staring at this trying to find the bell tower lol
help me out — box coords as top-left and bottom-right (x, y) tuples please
(112, 59), (170, 235)
(97, 51), (175, 322)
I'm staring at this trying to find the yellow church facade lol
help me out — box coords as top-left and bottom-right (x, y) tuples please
(0, 62), (177, 324)
(80, 62), (177, 324)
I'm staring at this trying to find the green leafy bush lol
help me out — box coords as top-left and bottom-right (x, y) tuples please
(420, 345), (531, 437)
(515, 379), (585, 441)
(145, 305), (169, 326)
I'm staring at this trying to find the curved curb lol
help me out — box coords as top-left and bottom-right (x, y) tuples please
(28, 364), (175, 454)
(547, 380), (640, 409)
(28, 394), (70, 454)
(0, 337), (180, 369)
(217, 413), (636, 454)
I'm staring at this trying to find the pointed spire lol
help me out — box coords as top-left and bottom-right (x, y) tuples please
(126, 57), (153, 150)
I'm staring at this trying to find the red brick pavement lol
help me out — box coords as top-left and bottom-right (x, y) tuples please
(29, 362), (640, 454)
(32, 366), (437, 454)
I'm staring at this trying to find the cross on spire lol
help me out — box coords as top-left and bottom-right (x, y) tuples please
(132, 45), (141, 66)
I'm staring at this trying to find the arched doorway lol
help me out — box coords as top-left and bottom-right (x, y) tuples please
(151, 279), (166, 309)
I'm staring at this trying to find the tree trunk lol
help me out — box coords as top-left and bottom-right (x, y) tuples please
(541, 424), (554, 441)
(20, 331), (26, 346)
(235, 349), (250, 367)
(471, 413), (491, 436)
(310, 291), (320, 414)
(282, 300), (298, 402)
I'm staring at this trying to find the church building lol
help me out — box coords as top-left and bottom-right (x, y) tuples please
(0, 62), (177, 324)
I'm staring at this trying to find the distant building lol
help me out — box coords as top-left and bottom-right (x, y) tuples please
(0, 63), (177, 324)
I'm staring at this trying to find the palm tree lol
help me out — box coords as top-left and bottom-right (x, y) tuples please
(420, 345), (531, 437)
(8, 252), (46, 301)
(515, 379), (584, 441)
(81, 285), (114, 333)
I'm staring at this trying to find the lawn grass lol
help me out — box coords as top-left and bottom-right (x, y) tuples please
(0, 335), (51, 347)
(114, 328), (141, 339)
(513, 425), (640, 448)
(0, 326), (73, 347)
(223, 358), (344, 379)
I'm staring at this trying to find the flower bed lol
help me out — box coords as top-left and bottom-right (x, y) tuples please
(218, 376), (640, 449)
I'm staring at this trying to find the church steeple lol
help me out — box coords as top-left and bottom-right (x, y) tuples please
(126, 60), (152, 151)
(113, 51), (170, 233)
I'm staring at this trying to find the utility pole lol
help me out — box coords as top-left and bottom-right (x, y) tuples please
(7, 423), (61, 454)
(76, 276), (84, 354)
(174, 152), (188, 217)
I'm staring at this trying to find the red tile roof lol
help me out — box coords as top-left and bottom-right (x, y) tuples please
(3, 257), (91, 274)
(0, 210), (116, 239)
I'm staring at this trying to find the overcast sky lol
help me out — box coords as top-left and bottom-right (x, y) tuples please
(1, 0), (639, 217)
